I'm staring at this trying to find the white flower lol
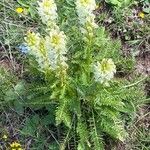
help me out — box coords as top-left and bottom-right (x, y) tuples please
(25, 32), (40, 47)
(25, 1), (68, 73)
(25, 32), (41, 54)
(46, 28), (67, 52)
(37, 0), (57, 25)
(80, 14), (98, 35)
(76, 0), (98, 36)
(94, 59), (116, 84)
(45, 27), (68, 70)
(76, 0), (96, 16)
(79, 14), (96, 26)
(25, 32), (50, 69)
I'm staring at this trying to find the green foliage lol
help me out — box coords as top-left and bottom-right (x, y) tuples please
(77, 119), (90, 149)
(105, 0), (133, 7)
(22, 114), (40, 136)
(0, 67), (17, 107)
(56, 100), (72, 128)
(0, 0), (148, 150)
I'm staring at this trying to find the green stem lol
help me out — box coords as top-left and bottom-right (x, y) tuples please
(85, 34), (93, 83)
(123, 77), (147, 88)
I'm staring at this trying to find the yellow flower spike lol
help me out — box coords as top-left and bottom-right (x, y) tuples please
(138, 12), (145, 19)
(16, 7), (24, 14)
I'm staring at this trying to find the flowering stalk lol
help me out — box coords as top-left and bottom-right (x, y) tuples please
(75, 0), (98, 83)
(45, 26), (68, 85)
(25, 32), (50, 70)
(75, 0), (98, 39)
(25, 0), (68, 85)
(37, 0), (58, 27)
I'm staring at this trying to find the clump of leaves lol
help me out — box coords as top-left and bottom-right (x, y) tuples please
(0, 67), (17, 106)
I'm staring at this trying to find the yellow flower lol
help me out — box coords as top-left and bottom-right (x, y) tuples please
(10, 141), (21, 148)
(11, 149), (23, 150)
(10, 141), (23, 150)
(138, 12), (145, 19)
(2, 134), (8, 140)
(16, 7), (24, 14)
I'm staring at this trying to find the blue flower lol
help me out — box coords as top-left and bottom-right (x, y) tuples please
(18, 44), (29, 54)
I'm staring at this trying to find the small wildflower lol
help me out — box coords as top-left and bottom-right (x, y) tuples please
(2, 134), (7, 140)
(138, 12), (145, 19)
(10, 141), (22, 150)
(94, 58), (116, 84)
(18, 44), (29, 54)
(16, 7), (24, 14)
(11, 148), (23, 150)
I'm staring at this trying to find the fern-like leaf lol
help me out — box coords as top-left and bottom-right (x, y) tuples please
(89, 110), (104, 150)
(56, 100), (71, 128)
(77, 119), (90, 150)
